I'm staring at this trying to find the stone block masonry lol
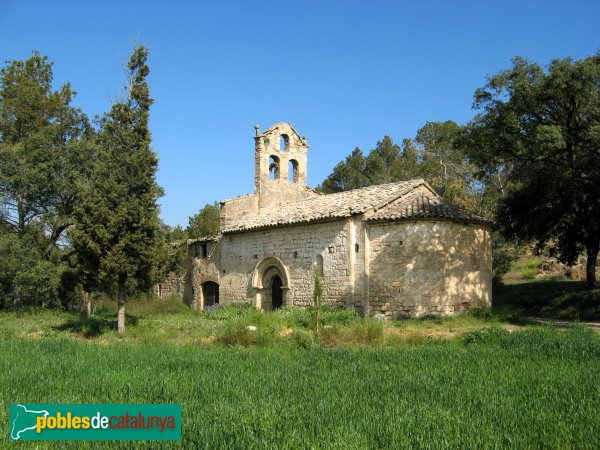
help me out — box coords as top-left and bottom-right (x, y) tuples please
(368, 220), (492, 318)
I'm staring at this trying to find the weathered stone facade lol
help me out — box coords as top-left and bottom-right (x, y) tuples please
(157, 122), (493, 317)
(367, 221), (492, 317)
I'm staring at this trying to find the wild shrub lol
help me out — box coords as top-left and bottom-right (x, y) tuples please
(276, 305), (360, 329)
(291, 329), (317, 349)
(313, 266), (323, 333)
(462, 326), (510, 345)
(469, 306), (494, 320)
(318, 324), (344, 346)
(317, 319), (384, 346)
(92, 293), (116, 313)
(79, 317), (109, 337)
(276, 306), (313, 328)
(217, 320), (258, 347)
(215, 310), (283, 347)
(522, 257), (543, 280)
(85, 293), (190, 317)
(202, 303), (255, 320)
(321, 306), (361, 326)
(348, 319), (384, 344)
(126, 294), (190, 316)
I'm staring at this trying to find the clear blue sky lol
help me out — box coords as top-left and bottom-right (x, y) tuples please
(1, 1), (598, 227)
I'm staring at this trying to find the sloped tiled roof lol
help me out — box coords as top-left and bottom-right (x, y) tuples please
(365, 188), (493, 225)
(221, 179), (492, 233)
(187, 235), (221, 244)
(222, 180), (422, 233)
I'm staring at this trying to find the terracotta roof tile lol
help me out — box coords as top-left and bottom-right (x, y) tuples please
(366, 188), (493, 225)
(221, 179), (492, 233)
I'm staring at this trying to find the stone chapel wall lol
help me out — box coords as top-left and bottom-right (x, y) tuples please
(218, 220), (356, 308)
(367, 220), (492, 318)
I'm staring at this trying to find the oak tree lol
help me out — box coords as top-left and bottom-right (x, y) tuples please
(462, 54), (600, 288)
(0, 52), (94, 307)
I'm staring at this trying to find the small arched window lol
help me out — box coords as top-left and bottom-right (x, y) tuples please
(269, 155), (280, 179)
(288, 159), (299, 183)
(280, 134), (289, 151)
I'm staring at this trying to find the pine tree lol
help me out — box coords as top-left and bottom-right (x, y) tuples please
(71, 45), (162, 332)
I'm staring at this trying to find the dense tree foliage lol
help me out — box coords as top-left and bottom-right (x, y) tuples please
(0, 231), (61, 308)
(318, 122), (482, 213)
(462, 54), (600, 288)
(0, 52), (95, 307)
(415, 121), (479, 209)
(70, 46), (162, 331)
(0, 52), (94, 239)
(187, 202), (220, 238)
(153, 221), (188, 282)
(318, 147), (370, 193)
(318, 137), (422, 193)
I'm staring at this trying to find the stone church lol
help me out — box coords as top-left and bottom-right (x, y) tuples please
(158, 122), (493, 318)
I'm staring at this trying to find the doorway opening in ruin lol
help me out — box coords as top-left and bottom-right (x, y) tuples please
(202, 281), (219, 308)
(271, 275), (283, 310)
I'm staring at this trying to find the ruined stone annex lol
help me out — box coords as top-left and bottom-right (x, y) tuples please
(158, 122), (493, 318)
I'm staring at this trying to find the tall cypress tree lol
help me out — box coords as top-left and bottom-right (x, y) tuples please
(71, 45), (161, 332)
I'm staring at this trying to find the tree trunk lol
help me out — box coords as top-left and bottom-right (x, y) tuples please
(83, 290), (92, 317)
(117, 278), (126, 333)
(586, 243), (599, 289)
(13, 283), (21, 308)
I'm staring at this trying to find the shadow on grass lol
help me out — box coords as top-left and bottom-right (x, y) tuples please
(493, 279), (600, 321)
(52, 313), (139, 338)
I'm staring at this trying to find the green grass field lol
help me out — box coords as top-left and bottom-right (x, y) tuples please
(1, 308), (600, 448)
(2, 258), (600, 448)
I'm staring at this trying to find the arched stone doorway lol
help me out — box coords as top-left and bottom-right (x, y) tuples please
(201, 281), (219, 309)
(271, 276), (283, 310)
(251, 256), (290, 311)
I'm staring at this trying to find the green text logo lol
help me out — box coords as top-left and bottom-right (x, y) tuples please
(10, 404), (181, 440)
